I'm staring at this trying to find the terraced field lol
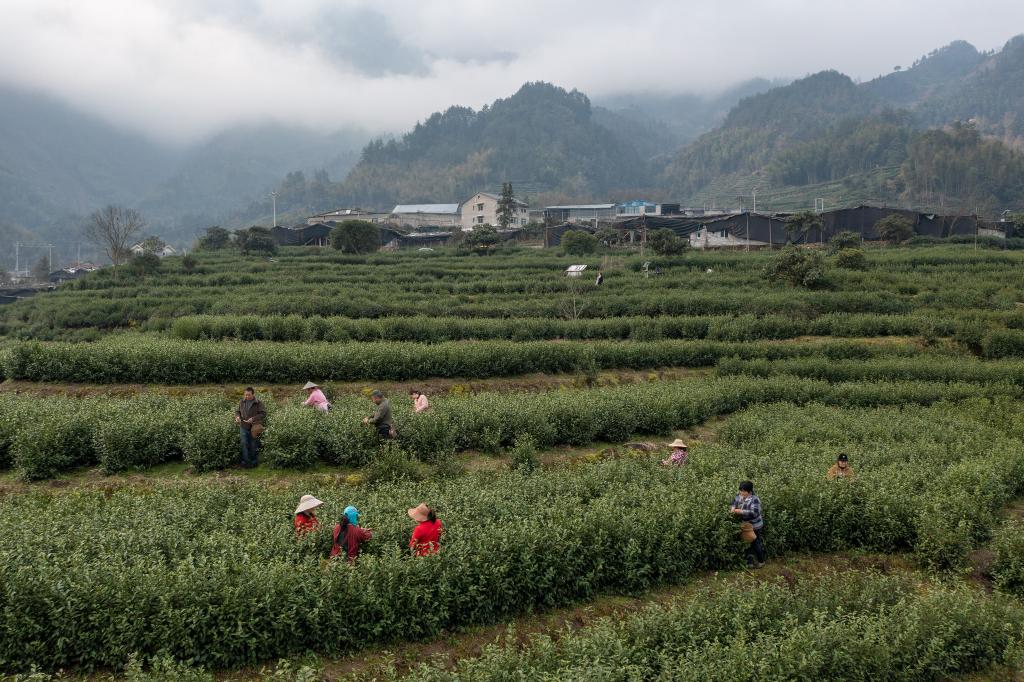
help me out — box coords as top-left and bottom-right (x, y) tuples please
(1, 244), (1024, 680)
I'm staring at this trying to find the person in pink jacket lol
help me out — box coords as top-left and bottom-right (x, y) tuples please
(410, 389), (430, 413)
(302, 382), (331, 412)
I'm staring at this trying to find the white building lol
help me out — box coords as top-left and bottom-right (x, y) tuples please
(390, 204), (462, 229)
(544, 204), (617, 223)
(306, 208), (388, 225)
(460, 192), (529, 231)
(130, 242), (177, 258)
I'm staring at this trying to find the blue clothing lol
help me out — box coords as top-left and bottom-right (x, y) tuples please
(240, 427), (259, 466)
(733, 493), (763, 530)
(344, 506), (359, 526)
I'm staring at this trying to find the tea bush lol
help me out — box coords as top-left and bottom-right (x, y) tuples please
(991, 520), (1024, 598)
(3, 338), (921, 384)
(1, 400), (1022, 670)
(390, 573), (1024, 681)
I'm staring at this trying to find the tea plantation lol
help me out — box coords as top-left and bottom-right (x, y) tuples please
(1, 244), (1024, 679)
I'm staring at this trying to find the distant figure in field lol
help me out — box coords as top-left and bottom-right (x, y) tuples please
(827, 453), (855, 480)
(730, 480), (766, 569)
(595, 272), (604, 286)
(661, 439), (688, 467)
(302, 381), (331, 412)
(410, 389), (430, 413)
(408, 503), (443, 556)
(331, 505), (373, 562)
(234, 386), (266, 468)
(362, 390), (394, 439)
(293, 495), (323, 535)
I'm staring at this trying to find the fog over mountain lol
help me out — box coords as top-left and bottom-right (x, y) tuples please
(1, 1), (1024, 266)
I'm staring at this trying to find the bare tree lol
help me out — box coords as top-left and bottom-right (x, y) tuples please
(83, 205), (146, 273)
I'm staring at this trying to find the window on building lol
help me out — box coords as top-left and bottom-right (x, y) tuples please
(476, 203), (484, 211)
(476, 216), (484, 224)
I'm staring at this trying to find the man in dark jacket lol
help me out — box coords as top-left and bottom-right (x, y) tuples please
(362, 390), (393, 439)
(234, 387), (266, 468)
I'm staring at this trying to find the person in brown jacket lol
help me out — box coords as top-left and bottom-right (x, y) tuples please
(826, 453), (855, 480)
(234, 387), (266, 468)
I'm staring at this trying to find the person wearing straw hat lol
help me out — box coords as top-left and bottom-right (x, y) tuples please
(330, 505), (373, 562)
(661, 439), (689, 467)
(293, 494), (323, 535)
(301, 382), (331, 412)
(826, 453), (856, 480)
(408, 503), (443, 556)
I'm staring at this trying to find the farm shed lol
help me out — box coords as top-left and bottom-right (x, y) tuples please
(565, 264), (588, 277)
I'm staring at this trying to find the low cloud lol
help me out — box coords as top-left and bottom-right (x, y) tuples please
(1, 0), (1022, 143)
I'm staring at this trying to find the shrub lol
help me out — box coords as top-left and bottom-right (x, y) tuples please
(260, 406), (322, 469)
(983, 330), (1024, 359)
(876, 215), (914, 243)
(329, 220), (379, 254)
(182, 412), (240, 472)
(508, 433), (540, 472)
(833, 248), (868, 270)
(828, 230), (860, 254)
(94, 403), (180, 473)
(648, 228), (687, 255)
(761, 246), (826, 288)
(364, 442), (422, 483)
(991, 520), (1024, 597)
(561, 230), (598, 255)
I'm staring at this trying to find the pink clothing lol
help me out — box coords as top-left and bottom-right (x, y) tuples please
(413, 394), (430, 413)
(662, 448), (688, 467)
(303, 388), (330, 412)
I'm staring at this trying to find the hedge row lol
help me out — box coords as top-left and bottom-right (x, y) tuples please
(392, 573), (1024, 681)
(1, 375), (1017, 480)
(2, 338), (917, 384)
(164, 312), (957, 344)
(1, 398), (1022, 671)
(717, 355), (1024, 386)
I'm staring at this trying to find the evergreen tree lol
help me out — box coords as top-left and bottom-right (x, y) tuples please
(497, 182), (515, 229)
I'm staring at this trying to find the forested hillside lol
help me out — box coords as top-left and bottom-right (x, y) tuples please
(334, 82), (650, 208)
(660, 36), (1024, 213)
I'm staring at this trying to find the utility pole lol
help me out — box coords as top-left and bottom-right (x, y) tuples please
(745, 211), (750, 252)
(270, 191), (278, 227)
(752, 187), (758, 213)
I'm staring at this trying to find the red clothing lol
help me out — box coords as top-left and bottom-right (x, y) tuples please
(331, 523), (373, 561)
(410, 519), (443, 556)
(294, 512), (319, 535)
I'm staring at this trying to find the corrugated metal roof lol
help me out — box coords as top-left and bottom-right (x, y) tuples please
(566, 264), (588, 272)
(545, 204), (616, 210)
(392, 204), (460, 214)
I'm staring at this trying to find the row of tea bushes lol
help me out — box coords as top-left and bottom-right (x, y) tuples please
(2, 337), (919, 384)
(164, 312), (962, 344)
(717, 354), (1024, 386)
(1, 399), (1022, 670)
(2, 376), (1015, 479)
(387, 573), (1024, 681)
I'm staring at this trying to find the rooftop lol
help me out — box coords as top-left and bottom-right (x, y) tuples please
(545, 204), (617, 210)
(392, 204), (460, 214)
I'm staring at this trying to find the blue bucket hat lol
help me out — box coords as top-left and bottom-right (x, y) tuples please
(344, 506), (359, 525)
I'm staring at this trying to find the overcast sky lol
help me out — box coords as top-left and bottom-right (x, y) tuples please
(2, 0), (1022, 143)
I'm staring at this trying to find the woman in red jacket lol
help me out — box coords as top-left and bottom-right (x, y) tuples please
(293, 495), (322, 535)
(408, 503), (443, 556)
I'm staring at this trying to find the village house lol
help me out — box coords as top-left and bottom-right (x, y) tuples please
(129, 242), (177, 258)
(460, 192), (530, 231)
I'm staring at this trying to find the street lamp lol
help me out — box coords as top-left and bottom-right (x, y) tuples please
(269, 191), (278, 227)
